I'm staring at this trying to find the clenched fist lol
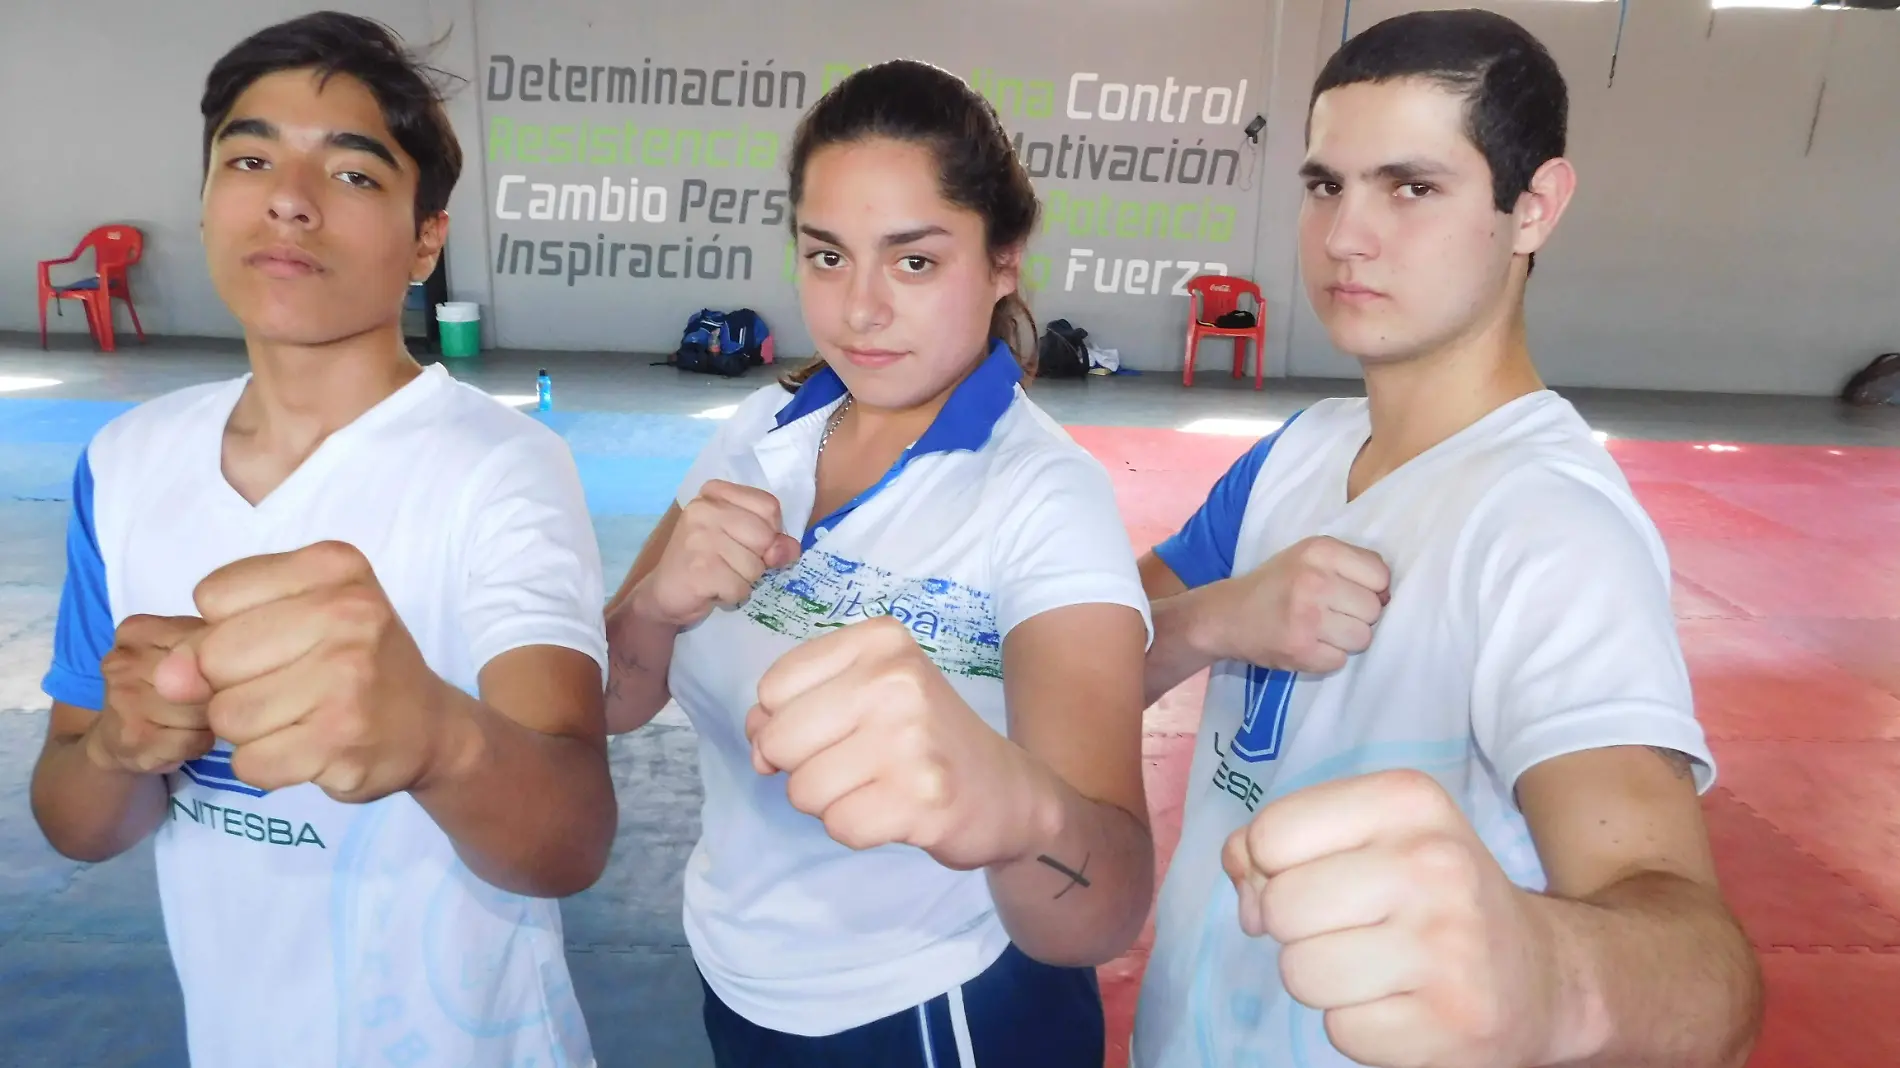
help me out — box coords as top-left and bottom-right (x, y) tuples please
(85, 615), (216, 775)
(745, 616), (1037, 870)
(1203, 535), (1389, 673)
(637, 480), (801, 628)
(151, 540), (460, 803)
(1223, 769), (1554, 1068)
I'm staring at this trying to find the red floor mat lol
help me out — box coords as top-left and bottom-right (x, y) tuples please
(1607, 440), (1900, 487)
(1067, 425), (1257, 476)
(1699, 482), (1900, 550)
(1670, 537), (1900, 620)
(1674, 574), (1752, 620)
(1681, 618), (1900, 741)
(1630, 481), (1806, 542)
(1769, 617), (1900, 701)
(1075, 429), (1900, 1067)
(1701, 787), (1900, 951)
(1712, 741), (1900, 920)
(1750, 953), (1900, 1068)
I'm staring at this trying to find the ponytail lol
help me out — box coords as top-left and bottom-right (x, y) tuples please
(777, 357), (827, 393)
(992, 289), (1039, 379)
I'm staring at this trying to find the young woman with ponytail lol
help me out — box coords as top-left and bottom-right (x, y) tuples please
(601, 58), (1155, 1067)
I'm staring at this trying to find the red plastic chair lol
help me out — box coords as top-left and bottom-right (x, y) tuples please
(38, 225), (146, 353)
(1183, 274), (1267, 390)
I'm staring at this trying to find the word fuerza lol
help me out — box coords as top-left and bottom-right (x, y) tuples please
(487, 56), (808, 109)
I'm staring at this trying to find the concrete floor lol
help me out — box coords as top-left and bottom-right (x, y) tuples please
(0, 332), (1894, 1067)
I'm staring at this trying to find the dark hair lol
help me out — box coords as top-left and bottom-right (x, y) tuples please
(1311, 9), (1566, 218)
(780, 59), (1040, 391)
(200, 11), (463, 229)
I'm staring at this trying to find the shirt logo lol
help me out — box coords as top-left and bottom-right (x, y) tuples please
(180, 743), (268, 798)
(1231, 665), (1296, 763)
(167, 796), (327, 849)
(744, 551), (1003, 678)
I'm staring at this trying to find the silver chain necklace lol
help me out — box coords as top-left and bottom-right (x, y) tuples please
(818, 396), (852, 454)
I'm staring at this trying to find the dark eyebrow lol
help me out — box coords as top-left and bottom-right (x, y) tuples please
(881, 226), (950, 247)
(798, 224), (951, 248)
(1372, 159), (1452, 183)
(215, 119), (398, 170)
(1298, 160), (1342, 184)
(330, 132), (400, 170)
(217, 117), (277, 143)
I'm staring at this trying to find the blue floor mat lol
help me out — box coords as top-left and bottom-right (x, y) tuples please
(0, 399), (716, 518)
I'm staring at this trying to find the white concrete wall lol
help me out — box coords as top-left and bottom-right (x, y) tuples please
(1, 0), (1894, 394)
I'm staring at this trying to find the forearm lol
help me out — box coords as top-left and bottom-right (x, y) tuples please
(30, 730), (169, 862)
(415, 687), (618, 898)
(603, 583), (682, 734)
(1533, 870), (1763, 1068)
(985, 757), (1156, 968)
(1145, 586), (1225, 705)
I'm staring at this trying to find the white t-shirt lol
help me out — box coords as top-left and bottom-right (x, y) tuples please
(41, 362), (608, 1068)
(668, 344), (1153, 1036)
(1132, 392), (1715, 1068)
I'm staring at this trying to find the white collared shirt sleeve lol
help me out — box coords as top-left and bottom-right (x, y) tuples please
(1461, 466), (1715, 795)
(987, 445), (1154, 646)
(676, 385), (790, 507)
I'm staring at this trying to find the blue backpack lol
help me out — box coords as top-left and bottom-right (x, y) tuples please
(673, 308), (771, 377)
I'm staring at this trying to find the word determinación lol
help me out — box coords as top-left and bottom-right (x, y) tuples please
(486, 56), (808, 110)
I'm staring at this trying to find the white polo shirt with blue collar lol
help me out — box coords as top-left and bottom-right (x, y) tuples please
(667, 342), (1153, 1036)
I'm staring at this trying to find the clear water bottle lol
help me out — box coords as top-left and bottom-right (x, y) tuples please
(536, 368), (552, 412)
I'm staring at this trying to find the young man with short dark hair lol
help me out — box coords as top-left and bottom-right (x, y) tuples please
(30, 13), (613, 1065)
(1132, 10), (1763, 1068)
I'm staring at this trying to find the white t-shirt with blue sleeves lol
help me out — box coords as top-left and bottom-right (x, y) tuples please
(667, 342), (1153, 1037)
(1133, 391), (1715, 1068)
(41, 363), (607, 1068)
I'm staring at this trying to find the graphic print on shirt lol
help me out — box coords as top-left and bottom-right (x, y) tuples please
(180, 741), (266, 797)
(1205, 666), (1298, 813)
(1233, 665), (1296, 762)
(744, 551), (1003, 678)
(171, 742), (329, 849)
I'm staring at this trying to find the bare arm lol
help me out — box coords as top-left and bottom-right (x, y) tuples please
(30, 701), (172, 862)
(1518, 746), (1763, 1068)
(603, 503), (684, 734)
(986, 602), (1156, 967)
(1139, 551), (1225, 706)
(418, 644), (617, 898)
(31, 615), (215, 862)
